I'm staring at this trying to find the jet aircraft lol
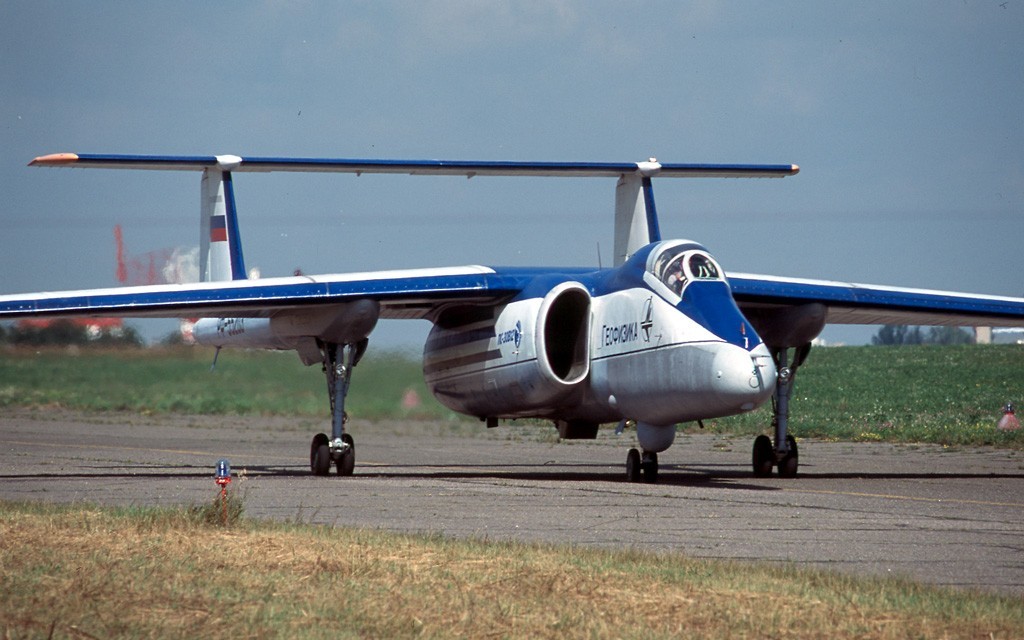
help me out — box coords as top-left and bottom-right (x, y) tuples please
(3, 153), (1024, 483)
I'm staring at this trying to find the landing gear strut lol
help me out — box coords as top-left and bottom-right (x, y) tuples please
(752, 343), (810, 478)
(310, 339), (367, 476)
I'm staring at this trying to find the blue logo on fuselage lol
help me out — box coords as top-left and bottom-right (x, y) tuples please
(496, 320), (523, 349)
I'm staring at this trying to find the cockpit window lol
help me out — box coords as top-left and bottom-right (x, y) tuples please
(651, 245), (723, 296)
(658, 254), (688, 295)
(688, 253), (719, 280)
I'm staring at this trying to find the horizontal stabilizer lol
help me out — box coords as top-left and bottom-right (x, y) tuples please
(30, 153), (798, 179)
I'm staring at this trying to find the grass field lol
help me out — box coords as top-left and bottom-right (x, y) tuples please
(3, 500), (1023, 639)
(0, 345), (452, 420)
(710, 344), (1024, 448)
(2, 343), (1022, 447)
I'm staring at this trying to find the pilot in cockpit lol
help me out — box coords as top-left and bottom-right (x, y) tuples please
(656, 247), (722, 297)
(663, 256), (687, 295)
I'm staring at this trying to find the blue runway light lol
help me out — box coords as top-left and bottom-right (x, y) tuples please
(215, 458), (232, 485)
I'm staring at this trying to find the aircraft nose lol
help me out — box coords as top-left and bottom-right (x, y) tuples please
(710, 342), (777, 413)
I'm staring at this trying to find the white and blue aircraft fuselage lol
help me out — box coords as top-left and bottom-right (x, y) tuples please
(420, 242), (775, 436)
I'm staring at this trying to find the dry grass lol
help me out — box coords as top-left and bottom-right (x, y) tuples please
(2, 501), (1022, 639)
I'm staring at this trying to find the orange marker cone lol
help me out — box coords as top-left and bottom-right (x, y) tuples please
(998, 403), (1020, 432)
(401, 388), (421, 410)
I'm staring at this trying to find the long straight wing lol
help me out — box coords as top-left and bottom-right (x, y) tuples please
(0, 266), (587, 322)
(729, 272), (1024, 328)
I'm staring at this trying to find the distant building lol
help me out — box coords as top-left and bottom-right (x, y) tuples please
(992, 328), (1024, 345)
(16, 317), (124, 338)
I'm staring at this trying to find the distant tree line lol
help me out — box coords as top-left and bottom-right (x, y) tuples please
(872, 324), (974, 346)
(0, 320), (143, 347)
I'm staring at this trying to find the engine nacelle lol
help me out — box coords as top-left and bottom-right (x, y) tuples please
(194, 317), (294, 350)
(424, 282), (591, 419)
(194, 300), (380, 365)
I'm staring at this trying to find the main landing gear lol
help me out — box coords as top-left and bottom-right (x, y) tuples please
(310, 339), (367, 476)
(752, 343), (810, 478)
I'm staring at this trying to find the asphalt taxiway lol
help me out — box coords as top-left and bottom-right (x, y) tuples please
(2, 409), (1022, 595)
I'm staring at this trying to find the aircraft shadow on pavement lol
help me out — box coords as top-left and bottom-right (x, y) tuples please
(0, 461), (762, 489)
(3, 461), (1021, 487)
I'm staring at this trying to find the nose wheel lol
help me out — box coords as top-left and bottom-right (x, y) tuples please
(625, 448), (659, 483)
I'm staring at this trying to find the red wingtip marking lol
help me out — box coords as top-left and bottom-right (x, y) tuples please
(29, 153), (80, 166)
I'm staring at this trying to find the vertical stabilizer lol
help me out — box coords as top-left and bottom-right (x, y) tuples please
(200, 166), (247, 282)
(613, 166), (662, 266)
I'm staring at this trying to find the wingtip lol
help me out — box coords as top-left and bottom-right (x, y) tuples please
(29, 153), (79, 167)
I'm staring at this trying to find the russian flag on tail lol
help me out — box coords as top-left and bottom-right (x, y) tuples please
(210, 215), (228, 243)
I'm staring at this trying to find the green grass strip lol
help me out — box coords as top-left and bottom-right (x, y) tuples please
(2, 344), (1023, 447)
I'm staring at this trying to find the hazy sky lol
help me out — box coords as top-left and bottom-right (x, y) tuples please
(2, 1), (1022, 348)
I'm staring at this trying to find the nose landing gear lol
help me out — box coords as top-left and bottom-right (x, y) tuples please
(752, 343), (810, 478)
(625, 448), (659, 483)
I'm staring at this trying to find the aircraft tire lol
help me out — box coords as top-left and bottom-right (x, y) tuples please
(626, 448), (641, 483)
(337, 433), (355, 476)
(641, 452), (658, 484)
(752, 435), (774, 477)
(311, 433), (331, 476)
(778, 435), (798, 478)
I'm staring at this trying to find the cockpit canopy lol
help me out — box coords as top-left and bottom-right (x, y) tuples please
(648, 241), (725, 296)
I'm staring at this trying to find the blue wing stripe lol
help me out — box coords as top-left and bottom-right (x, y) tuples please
(77, 153), (219, 167)
(37, 154), (798, 178)
(0, 268), (586, 319)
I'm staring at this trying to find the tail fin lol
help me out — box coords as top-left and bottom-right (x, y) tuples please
(612, 159), (800, 266)
(614, 169), (661, 267)
(200, 167), (246, 282)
